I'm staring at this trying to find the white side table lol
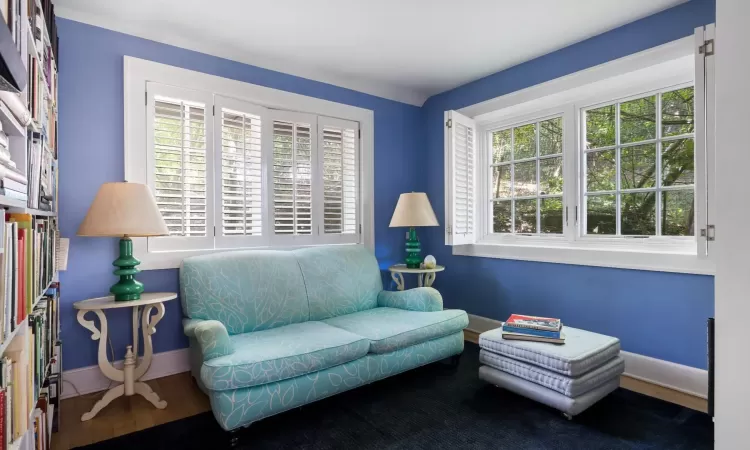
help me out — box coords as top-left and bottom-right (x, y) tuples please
(73, 292), (177, 421)
(388, 264), (445, 291)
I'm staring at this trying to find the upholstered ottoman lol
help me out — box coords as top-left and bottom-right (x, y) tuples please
(478, 326), (624, 418)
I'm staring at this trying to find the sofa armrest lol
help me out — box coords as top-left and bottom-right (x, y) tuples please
(182, 318), (234, 361)
(377, 287), (443, 312)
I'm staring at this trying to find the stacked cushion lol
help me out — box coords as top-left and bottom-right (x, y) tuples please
(478, 325), (624, 417)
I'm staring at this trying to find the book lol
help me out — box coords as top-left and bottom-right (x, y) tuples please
(0, 188), (25, 202)
(0, 178), (26, 193)
(504, 314), (561, 332)
(501, 324), (562, 339)
(502, 331), (566, 345)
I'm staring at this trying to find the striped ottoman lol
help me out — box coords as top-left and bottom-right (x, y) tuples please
(478, 325), (624, 418)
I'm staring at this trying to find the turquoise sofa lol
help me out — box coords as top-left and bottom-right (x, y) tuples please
(179, 245), (469, 431)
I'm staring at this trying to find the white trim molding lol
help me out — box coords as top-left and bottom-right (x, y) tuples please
(466, 314), (708, 398)
(124, 56), (376, 270)
(62, 348), (191, 399)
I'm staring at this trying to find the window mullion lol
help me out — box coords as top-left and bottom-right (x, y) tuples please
(615, 102), (621, 236)
(535, 122), (541, 235)
(655, 93), (663, 237)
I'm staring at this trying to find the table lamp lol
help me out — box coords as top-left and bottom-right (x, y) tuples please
(389, 192), (439, 268)
(77, 182), (169, 301)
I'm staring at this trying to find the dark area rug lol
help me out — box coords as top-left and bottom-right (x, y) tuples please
(77, 343), (713, 449)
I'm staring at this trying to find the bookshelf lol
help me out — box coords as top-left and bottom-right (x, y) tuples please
(0, 0), (60, 449)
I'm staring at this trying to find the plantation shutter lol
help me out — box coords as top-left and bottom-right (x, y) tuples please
(146, 82), (214, 252)
(444, 110), (476, 245)
(318, 116), (359, 243)
(694, 24), (716, 258)
(214, 96), (271, 248)
(271, 111), (318, 240)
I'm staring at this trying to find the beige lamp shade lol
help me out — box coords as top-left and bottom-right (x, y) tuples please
(389, 192), (439, 227)
(77, 182), (169, 237)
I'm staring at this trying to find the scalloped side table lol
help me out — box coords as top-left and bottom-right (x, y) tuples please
(388, 264), (445, 291)
(73, 292), (177, 421)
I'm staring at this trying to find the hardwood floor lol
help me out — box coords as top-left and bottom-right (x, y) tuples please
(52, 334), (707, 448)
(51, 372), (210, 450)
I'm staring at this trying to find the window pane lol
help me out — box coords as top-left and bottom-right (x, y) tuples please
(540, 197), (563, 234)
(513, 124), (536, 160)
(514, 199), (537, 233)
(620, 144), (656, 190)
(662, 87), (694, 137)
(514, 161), (537, 197)
(586, 105), (615, 149)
(586, 150), (616, 192)
(586, 195), (616, 235)
(620, 95), (656, 144)
(539, 157), (563, 195)
(662, 138), (694, 187)
(661, 190), (695, 236)
(492, 165), (511, 199)
(621, 192), (656, 235)
(539, 117), (562, 156)
(492, 129), (511, 164)
(493, 200), (512, 233)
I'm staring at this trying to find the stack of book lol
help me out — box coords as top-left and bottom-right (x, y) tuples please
(0, 288), (58, 449)
(501, 314), (565, 344)
(0, 213), (57, 343)
(0, 121), (28, 203)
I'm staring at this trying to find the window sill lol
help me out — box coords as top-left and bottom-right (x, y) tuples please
(133, 241), (367, 271)
(452, 241), (715, 275)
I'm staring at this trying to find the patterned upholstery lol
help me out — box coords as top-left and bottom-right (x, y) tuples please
(293, 246), (383, 320)
(180, 245), (468, 431)
(180, 250), (308, 334)
(201, 322), (370, 391)
(209, 332), (465, 430)
(323, 307), (469, 353)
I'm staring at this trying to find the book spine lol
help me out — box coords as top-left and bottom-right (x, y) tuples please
(502, 325), (562, 339)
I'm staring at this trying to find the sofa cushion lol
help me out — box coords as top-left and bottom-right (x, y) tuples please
(323, 307), (469, 354)
(181, 250), (309, 334)
(200, 321), (370, 391)
(293, 246), (383, 321)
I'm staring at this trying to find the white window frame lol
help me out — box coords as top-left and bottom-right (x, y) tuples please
(124, 57), (375, 270)
(447, 31), (715, 275)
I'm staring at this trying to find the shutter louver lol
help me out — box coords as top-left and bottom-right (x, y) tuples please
(445, 110), (477, 245)
(153, 97), (207, 237)
(273, 119), (313, 235)
(221, 108), (262, 236)
(322, 125), (357, 234)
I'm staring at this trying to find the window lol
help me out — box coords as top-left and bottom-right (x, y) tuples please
(491, 116), (564, 235)
(444, 28), (715, 275)
(125, 58), (374, 269)
(583, 87), (695, 237)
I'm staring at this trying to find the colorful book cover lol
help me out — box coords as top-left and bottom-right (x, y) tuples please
(501, 326), (562, 339)
(504, 314), (561, 331)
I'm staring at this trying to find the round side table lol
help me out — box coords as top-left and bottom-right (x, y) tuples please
(73, 292), (177, 421)
(388, 264), (445, 291)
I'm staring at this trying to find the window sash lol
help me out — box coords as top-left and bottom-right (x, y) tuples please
(213, 95), (272, 249)
(146, 82), (214, 253)
(580, 83), (696, 239)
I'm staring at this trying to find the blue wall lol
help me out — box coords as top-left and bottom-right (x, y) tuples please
(59, 0), (716, 372)
(57, 19), (424, 370)
(422, 0), (716, 369)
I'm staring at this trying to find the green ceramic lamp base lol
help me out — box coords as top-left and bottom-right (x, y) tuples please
(405, 227), (422, 269)
(111, 237), (144, 301)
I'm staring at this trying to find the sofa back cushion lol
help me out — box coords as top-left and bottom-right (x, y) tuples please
(293, 245), (383, 320)
(180, 250), (309, 334)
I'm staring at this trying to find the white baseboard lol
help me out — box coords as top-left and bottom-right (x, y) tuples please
(466, 313), (708, 399)
(61, 347), (191, 399)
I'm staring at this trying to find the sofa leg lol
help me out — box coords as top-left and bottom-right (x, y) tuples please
(442, 353), (462, 370)
(228, 429), (241, 448)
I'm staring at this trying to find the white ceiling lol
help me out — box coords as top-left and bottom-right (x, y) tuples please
(55, 0), (686, 106)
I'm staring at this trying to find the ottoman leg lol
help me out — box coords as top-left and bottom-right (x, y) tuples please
(563, 413), (573, 421)
(445, 353), (462, 369)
